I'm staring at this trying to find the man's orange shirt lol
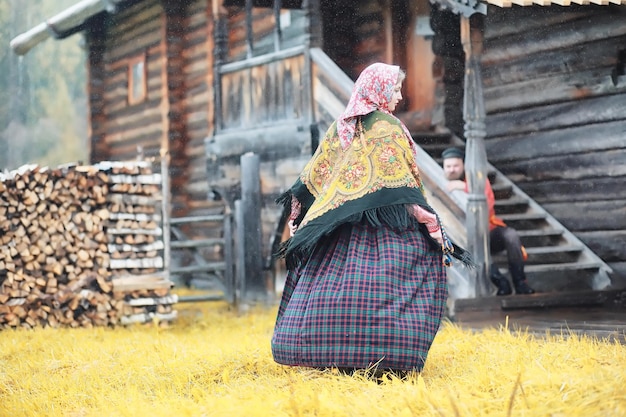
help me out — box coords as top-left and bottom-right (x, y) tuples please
(463, 179), (506, 231)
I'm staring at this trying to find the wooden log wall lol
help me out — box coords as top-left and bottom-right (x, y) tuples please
(220, 54), (307, 130)
(225, 6), (308, 61)
(179, 0), (220, 216)
(86, 0), (223, 246)
(480, 6), (626, 278)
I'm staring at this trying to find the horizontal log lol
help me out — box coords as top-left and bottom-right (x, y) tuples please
(484, 9), (591, 40)
(497, 149), (626, 182)
(483, 34), (626, 88)
(487, 119), (626, 163)
(484, 70), (626, 114)
(482, 13), (626, 65)
(486, 93), (626, 138)
(576, 230), (626, 263)
(206, 123), (311, 161)
(516, 176), (626, 204)
(543, 199), (626, 231)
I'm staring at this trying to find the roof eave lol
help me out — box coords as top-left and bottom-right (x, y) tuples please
(10, 0), (128, 56)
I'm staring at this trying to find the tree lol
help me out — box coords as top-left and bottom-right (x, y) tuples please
(0, 0), (87, 170)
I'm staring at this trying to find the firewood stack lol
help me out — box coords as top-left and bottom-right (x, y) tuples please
(0, 161), (176, 330)
(101, 161), (177, 326)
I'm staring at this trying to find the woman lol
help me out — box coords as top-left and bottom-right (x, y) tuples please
(271, 63), (471, 376)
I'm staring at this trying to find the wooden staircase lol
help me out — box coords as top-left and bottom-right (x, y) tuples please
(411, 128), (614, 295)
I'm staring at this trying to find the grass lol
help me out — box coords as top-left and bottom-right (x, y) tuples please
(1, 292), (625, 417)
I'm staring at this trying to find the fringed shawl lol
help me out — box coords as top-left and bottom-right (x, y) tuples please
(276, 111), (473, 269)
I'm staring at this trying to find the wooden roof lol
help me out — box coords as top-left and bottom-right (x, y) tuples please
(9, 0), (131, 56)
(485, 0), (626, 6)
(432, 0), (625, 16)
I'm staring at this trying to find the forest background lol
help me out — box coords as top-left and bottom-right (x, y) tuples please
(0, 0), (87, 171)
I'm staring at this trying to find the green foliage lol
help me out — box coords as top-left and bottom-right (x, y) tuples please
(0, 0), (88, 170)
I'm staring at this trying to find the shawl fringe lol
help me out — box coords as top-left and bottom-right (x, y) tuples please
(275, 204), (474, 270)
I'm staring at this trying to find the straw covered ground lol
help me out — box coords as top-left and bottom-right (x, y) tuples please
(1, 293), (625, 417)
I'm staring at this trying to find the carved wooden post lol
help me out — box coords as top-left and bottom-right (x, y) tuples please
(461, 16), (491, 297)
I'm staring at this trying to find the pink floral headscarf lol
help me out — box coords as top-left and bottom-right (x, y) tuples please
(337, 63), (417, 156)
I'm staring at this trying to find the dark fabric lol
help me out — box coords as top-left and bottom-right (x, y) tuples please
(271, 220), (448, 372)
(278, 186), (429, 266)
(490, 226), (525, 273)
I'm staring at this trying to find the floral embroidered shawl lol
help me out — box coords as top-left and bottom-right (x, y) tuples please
(276, 64), (473, 268)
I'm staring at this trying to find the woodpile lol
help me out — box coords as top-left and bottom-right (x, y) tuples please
(0, 161), (177, 329)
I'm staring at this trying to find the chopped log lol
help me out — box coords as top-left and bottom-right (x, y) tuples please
(0, 160), (172, 330)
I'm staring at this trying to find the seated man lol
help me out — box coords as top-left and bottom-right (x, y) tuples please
(441, 147), (535, 296)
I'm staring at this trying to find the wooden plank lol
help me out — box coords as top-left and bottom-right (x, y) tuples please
(486, 120), (626, 163)
(542, 199), (626, 231)
(495, 149), (626, 183)
(486, 93), (626, 137)
(125, 294), (179, 307)
(482, 13), (626, 65)
(576, 230), (626, 263)
(207, 123), (310, 162)
(110, 257), (164, 269)
(111, 273), (173, 292)
(516, 176), (626, 204)
(484, 69), (626, 113)
(120, 311), (177, 325)
(484, 35), (625, 88)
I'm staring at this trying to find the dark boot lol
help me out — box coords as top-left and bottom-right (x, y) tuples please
(510, 264), (535, 295)
(490, 266), (512, 296)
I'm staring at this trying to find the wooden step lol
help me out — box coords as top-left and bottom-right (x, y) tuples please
(525, 261), (605, 292)
(492, 183), (514, 200)
(493, 244), (584, 265)
(516, 228), (564, 247)
(524, 261), (603, 274)
(494, 196), (529, 214)
(498, 212), (547, 230)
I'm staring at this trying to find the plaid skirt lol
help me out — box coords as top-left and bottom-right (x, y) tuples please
(271, 221), (447, 372)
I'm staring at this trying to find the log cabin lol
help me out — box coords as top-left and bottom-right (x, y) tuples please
(9, 0), (626, 313)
